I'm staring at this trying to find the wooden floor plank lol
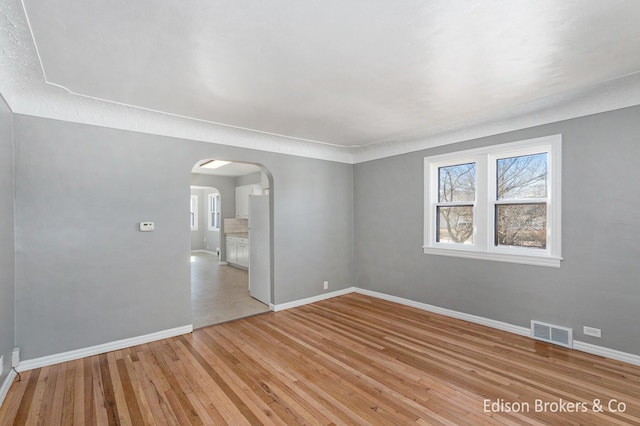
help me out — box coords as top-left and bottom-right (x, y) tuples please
(1, 370), (35, 425)
(3, 293), (640, 425)
(170, 338), (252, 425)
(115, 357), (143, 425)
(81, 358), (94, 425)
(91, 356), (109, 426)
(59, 361), (76, 424)
(211, 324), (338, 425)
(25, 365), (49, 425)
(178, 334), (267, 424)
(48, 362), (67, 425)
(136, 348), (179, 425)
(127, 348), (171, 426)
(98, 354), (120, 425)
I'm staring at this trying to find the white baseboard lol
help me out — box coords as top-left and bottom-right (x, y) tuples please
(354, 288), (530, 337)
(353, 288), (640, 367)
(272, 287), (356, 312)
(10, 287), (640, 381)
(17, 325), (193, 372)
(573, 340), (640, 367)
(192, 250), (217, 255)
(0, 369), (18, 409)
(218, 261), (228, 266)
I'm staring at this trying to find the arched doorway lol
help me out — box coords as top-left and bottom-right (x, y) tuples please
(190, 158), (273, 328)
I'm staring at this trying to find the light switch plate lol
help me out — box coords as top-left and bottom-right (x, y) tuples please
(140, 222), (154, 232)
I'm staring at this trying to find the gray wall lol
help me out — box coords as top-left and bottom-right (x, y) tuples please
(12, 99), (638, 364)
(14, 114), (354, 360)
(0, 95), (15, 385)
(235, 171), (262, 187)
(354, 105), (640, 356)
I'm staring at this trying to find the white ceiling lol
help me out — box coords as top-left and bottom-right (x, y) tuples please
(2, 0), (640, 163)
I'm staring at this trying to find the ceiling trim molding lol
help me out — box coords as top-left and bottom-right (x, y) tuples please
(351, 71), (640, 163)
(12, 91), (356, 164)
(2, 0), (640, 165)
(1, 0), (354, 164)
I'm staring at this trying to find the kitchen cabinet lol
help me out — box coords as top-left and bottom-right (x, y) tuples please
(237, 240), (249, 268)
(227, 239), (237, 264)
(226, 235), (249, 268)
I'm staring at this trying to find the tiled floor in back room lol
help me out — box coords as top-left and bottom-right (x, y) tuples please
(190, 251), (270, 328)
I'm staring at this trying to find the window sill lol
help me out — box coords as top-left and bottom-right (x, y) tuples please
(422, 246), (562, 268)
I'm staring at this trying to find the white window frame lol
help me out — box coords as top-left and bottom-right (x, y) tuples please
(208, 192), (221, 230)
(190, 194), (198, 230)
(424, 135), (562, 267)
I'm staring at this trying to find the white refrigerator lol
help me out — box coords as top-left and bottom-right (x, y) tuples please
(248, 195), (270, 305)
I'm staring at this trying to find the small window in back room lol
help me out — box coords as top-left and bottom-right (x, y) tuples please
(208, 192), (220, 230)
(190, 194), (198, 230)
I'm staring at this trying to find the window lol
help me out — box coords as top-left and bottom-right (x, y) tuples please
(208, 192), (220, 230)
(436, 162), (476, 244)
(424, 135), (561, 267)
(494, 153), (547, 249)
(190, 194), (198, 230)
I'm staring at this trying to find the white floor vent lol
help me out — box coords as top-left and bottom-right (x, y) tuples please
(531, 321), (573, 348)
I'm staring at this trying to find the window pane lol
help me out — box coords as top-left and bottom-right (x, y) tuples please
(495, 204), (546, 248)
(439, 163), (476, 202)
(437, 206), (473, 244)
(497, 153), (547, 200)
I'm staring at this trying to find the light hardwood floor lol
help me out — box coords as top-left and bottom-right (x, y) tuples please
(2, 293), (640, 425)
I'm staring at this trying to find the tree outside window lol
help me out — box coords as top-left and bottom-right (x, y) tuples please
(424, 135), (561, 267)
(495, 153), (547, 249)
(437, 163), (475, 244)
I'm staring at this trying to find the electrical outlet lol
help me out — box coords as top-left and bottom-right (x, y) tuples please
(583, 326), (601, 338)
(11, 348), (20, 368)
(323, 281), (329, 290)
(139, 222), (154, 232)
(11, 348), (19, 367)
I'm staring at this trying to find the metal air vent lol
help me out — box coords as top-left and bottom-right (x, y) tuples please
(531, 320), (573, 348)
